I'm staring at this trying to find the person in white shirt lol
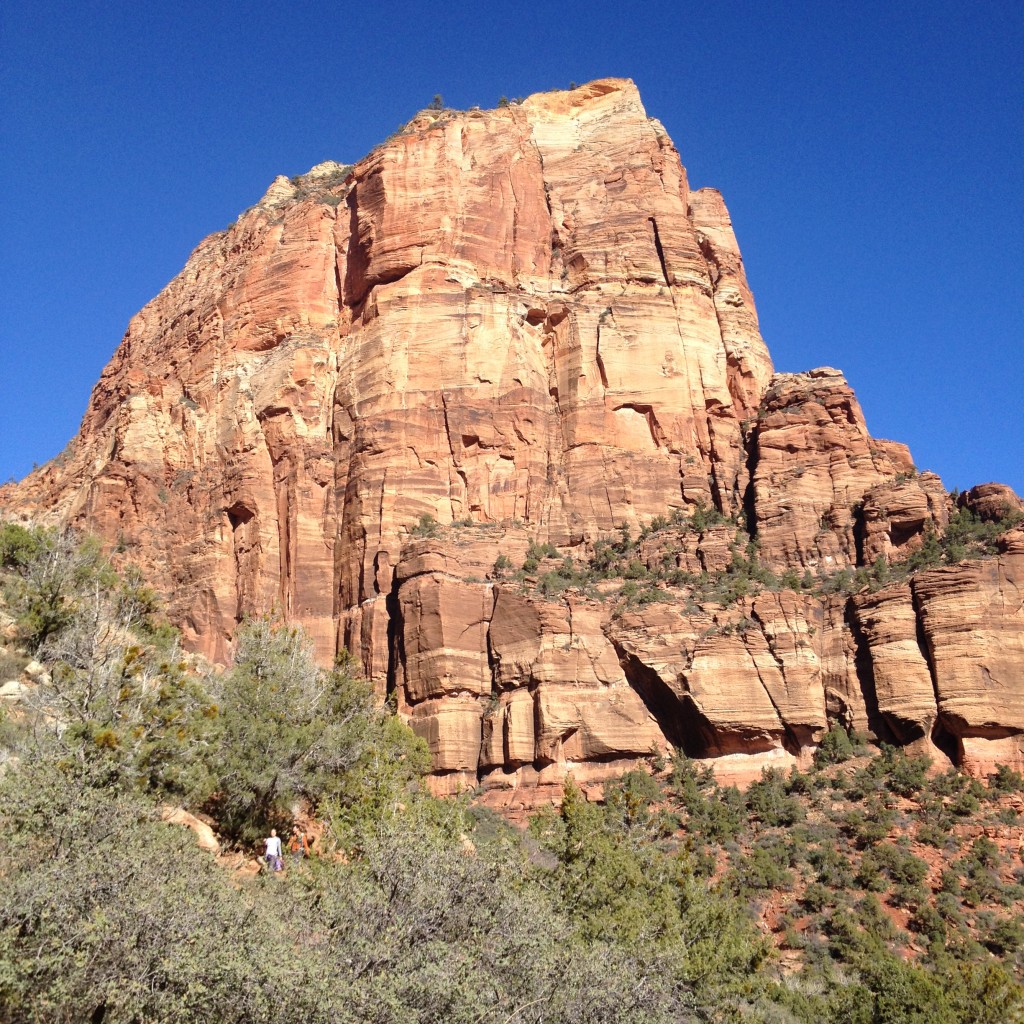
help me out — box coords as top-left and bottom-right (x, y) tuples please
(264, 829), (283, 871)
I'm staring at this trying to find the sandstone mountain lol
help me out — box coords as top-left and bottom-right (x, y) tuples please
(4, 79), (1022, 811)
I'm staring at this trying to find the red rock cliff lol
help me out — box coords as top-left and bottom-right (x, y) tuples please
(5, 80), (1023, 807)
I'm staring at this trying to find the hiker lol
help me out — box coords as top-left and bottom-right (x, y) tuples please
(264, 829), (283, 872)
(288, 826), (310, 864)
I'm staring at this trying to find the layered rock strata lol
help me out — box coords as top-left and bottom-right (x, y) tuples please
(4, 79), (1023, 803)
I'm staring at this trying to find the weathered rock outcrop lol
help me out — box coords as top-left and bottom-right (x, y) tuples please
(914, 529), (1024, 773)
(4, 79), (1023, 802)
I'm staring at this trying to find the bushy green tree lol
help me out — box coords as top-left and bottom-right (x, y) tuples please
(746, 767), (805, 826)
(989, 763), (1024, 794)
(0, 757), (330, 1023)
(814, 723), (856, 766)
(0, 522), (45, 568)
(1, 525), (117, 651)
(0, 527), (215, 801)
(297, 802), (690, 1024)
(538, 778), (771, 1017)
(0, 757), (738, 1024)
(200, 618), (429, 844)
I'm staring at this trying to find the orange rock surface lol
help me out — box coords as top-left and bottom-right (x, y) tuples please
(4, 79), (1023, 800)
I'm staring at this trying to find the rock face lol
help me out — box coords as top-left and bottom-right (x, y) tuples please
(4, 79), (1024, 804)
(914, 530), (1024, 771)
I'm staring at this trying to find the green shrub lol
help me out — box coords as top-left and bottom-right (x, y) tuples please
(809, 845), (855, 888)
(845, 765), (882, 801)
(411, 513), (439, 537)
(856, 851), (889, 892)
(802, 881), (833, 913)
(0, 761), (328, 1022)
(930, 767), (969, 797)
(603, 770), (666, 834)
(0, 758), (723, 1024)
(729, 843), (794, 895)
(0, 522), (45, 568)
(492, 553), (512, 575)
(202, 618), (429, 844)
(1, 527), (119, 651)
(856, 893), (901, 943)
(935, 890), (965, 923)
(917, 819), (951, 848)
(876, 745), (932, 798)
(984, 915), (1024, 954)
(623, 558), (648, 579)
(746, 768), (805, 827)
(871, 841), (928, 888)
(538, 571), (571, 597)
(814, 725), (856, 766)
(989, 763), (1024, 794)
(683, 786), (745, 844)
(949, 788), (981, 817)
(688, 502), (734, 533)
(910, 902), (947, 947)
(840, 799), (895, 847)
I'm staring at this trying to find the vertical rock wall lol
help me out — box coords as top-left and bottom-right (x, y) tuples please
(4, 80), (1023, 803)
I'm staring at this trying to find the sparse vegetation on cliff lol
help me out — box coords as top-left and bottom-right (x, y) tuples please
(508, 490), (1023, 612)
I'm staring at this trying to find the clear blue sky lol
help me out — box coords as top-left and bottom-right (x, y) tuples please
(2, 0), (1021, 495)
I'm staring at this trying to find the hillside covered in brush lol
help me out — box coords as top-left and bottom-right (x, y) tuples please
(2, 523), (1024, 1022)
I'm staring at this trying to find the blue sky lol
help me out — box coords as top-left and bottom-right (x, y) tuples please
(2, 0), (1021, 495)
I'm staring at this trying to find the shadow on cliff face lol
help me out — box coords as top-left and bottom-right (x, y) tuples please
(843, 598), (892, 746)
(844, 593), (957, 767)
(608, 637), (719, 759)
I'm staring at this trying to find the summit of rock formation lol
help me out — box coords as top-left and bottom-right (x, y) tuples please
(4, 79), (1023, 809)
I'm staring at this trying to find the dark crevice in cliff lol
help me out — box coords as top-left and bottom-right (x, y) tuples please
(506, 170), (520, 284)
(929, 715), (959, 765)
(844, 599), (896, 745)
(395, 562), (468, 586)
(226, 502), (256, 623)
(332, 243), (345, 320)
(384, 569), (403, 706)
(595, 321), (609, 390)
(759, 677), (804, 758)
(909, 579), (938, 698)
(696, 235), (720, 284)
(226, 503), (254, 529)
(270, 462), (295, 618)
(852, 501), (867, 567)
(541, 180), (553, 219)
(909, 578), (959, 764)
(741, 420), (760, 540)
(484, 589), (501, 694)
(648, 217), (671, 288)
(439, 393), (462, 520)
(695, 234), (732, 412)
(370, 263), (419, 292)
(609, 634), (713, 757)
(567, 749), (650, 767)
(343, 188), (369, 308)
(707, 463), (726, 519)
(533, 141), (562, 279)
(481, 590), (502, 781)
